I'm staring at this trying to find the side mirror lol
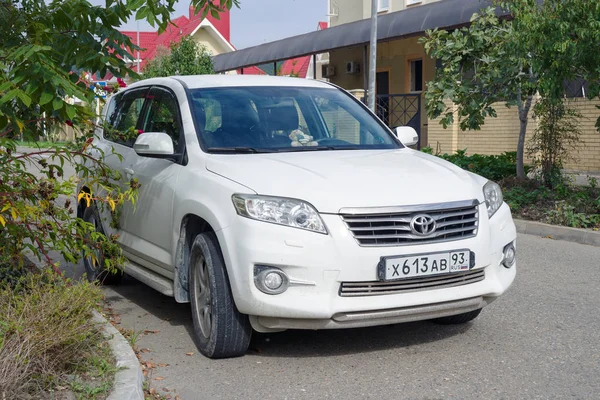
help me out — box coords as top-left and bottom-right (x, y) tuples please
(133, 132), (174, 156)
(393, 126), (419, 147)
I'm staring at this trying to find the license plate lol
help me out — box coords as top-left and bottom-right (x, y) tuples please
(378, 250), (473, 281)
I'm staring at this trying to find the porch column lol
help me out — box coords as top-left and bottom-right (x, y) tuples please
(313, 54), (317, 80)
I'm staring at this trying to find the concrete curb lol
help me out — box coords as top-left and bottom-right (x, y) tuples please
(514, 219), (600, 247)
(92, 310), (144, 400)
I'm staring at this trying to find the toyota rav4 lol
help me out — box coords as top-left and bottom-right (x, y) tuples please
(78, 75), (516, 359)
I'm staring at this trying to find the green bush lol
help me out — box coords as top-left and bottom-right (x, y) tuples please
(422, 148), (524, 182)
(501, 176), (600, 229)
(545, 202), (600, 228)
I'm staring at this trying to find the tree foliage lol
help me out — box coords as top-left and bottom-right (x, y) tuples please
(0, 0), (237, 273)
(422, 8), (525, 130)
(421, 0), (600, 179)
(144, 36), (215, 78)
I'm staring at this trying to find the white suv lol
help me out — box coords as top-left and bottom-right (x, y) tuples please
(79, 75), (516, 359)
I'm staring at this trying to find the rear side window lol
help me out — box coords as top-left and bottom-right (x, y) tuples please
(103, 88), (149, 147)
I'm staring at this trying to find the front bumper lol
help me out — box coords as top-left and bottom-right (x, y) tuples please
(251, 296), (494, 331)
(216, 202), (516, 331)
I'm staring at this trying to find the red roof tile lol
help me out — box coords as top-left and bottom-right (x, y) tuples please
(280, 56), (311, 78)
(120, 31), (159, 70)
(119, 6), (231, 71)
(237, 66), (266, 75)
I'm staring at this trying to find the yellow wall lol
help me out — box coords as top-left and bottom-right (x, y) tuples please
(562, 99), (600, 172)
(328, 46), (364, 91)
(329, 37), (434, 144)
(428, 98), (600, 172)
(330, 37), (434, 93)
(191, 29), (230, 56)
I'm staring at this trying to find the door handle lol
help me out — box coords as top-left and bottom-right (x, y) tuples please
(124, 168), (134, 177)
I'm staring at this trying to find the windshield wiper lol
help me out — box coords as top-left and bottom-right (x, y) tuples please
(207, 147), (275, 154)
(283, 146), (350, 152)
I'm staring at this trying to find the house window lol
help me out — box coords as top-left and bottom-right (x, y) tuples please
(407, 0), (422, 6)
(409, 59), (423, 92)
(378, 0), (390, 12)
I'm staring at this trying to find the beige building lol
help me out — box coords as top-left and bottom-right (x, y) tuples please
(325, 0), (443, 149)
(324, 0), (597, 172)
(213, 0), (598, 172)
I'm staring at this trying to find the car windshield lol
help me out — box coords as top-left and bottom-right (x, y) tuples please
(189, 86), (401, 153)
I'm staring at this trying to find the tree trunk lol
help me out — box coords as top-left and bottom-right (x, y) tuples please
(516, 117), (527, 178)
(516, 94), (534, 179)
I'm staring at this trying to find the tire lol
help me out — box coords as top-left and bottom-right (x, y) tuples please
(82, 205), (123, 285)
(432, 308), (482, 325)
(189, 232), (252, 359)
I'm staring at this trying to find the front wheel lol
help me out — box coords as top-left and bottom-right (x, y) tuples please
(81, 205), (123, 285)
(189, 232), (252, 359)
(432, 308), (482, 325)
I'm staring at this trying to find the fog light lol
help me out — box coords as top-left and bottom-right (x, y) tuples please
(502, 243), (516, 268)
(264, 272), (283, 290)
(254, 266), (289, 295)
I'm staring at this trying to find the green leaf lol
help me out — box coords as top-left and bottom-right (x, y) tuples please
(65, 105), (76, 120)
(17, 91), (32, 107)
(52, 98), (63, 111)
(39, 92), (54, 106)
(0, 89), (19, 105)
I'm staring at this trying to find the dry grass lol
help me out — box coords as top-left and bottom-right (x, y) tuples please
(0, 270), (108, 398)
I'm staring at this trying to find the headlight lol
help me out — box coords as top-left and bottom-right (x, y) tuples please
(232, 194), (327, 234)
(483, 181), (503, 218)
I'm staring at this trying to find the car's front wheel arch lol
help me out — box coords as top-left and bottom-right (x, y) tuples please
(174, 214), (217, 303)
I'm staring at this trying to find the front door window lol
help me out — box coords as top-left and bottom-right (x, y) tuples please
(142, 88), (183, 152)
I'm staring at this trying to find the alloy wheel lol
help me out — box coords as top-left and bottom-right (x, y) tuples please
(193, 255), (212, 338)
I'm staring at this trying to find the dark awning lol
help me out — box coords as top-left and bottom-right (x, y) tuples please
(214, 0), (506, 72)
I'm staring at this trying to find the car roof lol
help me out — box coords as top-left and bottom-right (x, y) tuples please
(126, 75), (335, 90)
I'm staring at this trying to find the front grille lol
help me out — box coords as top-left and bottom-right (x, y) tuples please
(339, 269), (485, 297)
(341, 201), (479, 246)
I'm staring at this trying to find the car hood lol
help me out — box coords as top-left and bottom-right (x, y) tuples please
(206, 149), (486, 213)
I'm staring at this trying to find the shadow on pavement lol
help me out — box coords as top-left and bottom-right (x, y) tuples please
(105, 274), (475, 358)
(248, 319), (474, 358)
(104, 275), (195, 337)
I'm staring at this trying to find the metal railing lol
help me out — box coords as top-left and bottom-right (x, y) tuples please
(376, 94), (421, 148)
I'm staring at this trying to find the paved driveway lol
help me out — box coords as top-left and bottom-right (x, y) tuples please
(96, 233), (600, 400)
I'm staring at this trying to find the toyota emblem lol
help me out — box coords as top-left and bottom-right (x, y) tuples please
(410, 214), (437, 236)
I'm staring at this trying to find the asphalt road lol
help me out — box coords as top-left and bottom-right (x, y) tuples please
(91, 233), (599, 400)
